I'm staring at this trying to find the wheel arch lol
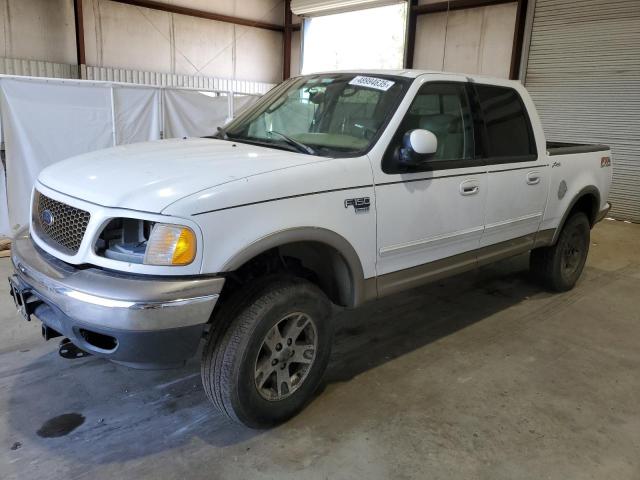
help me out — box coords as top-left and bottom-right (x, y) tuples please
(221, 227), (375, 308)
(551, 186), (601, 244)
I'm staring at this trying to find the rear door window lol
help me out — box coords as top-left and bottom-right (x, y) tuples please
(474, 84), (537, 162)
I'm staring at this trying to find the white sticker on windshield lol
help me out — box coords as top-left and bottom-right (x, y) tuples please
(348, 76), (395, 91)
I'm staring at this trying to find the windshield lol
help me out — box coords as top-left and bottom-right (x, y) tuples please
(222, 73), (410, 157)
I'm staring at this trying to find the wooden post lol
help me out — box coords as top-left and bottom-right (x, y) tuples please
(283, 0), (293, 80)
(509, 0), (528, 80)
(73, 0), (86, 78)
(405, 0), (418, 69)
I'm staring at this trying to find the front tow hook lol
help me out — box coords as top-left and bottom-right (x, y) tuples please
(58, 338), (91, 359)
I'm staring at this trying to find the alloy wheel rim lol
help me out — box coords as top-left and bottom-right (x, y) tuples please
(254, 312), (318, 401)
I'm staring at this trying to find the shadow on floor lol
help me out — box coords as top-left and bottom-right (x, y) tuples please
(3, 253), (549, 465)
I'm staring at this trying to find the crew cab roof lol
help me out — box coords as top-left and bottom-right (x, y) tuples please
(298, 69), (520, 87)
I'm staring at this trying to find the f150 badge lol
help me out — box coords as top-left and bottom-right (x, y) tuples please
(344, 197), (370, 213)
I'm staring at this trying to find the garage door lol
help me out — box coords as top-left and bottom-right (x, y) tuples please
(523, 0), (640, 222)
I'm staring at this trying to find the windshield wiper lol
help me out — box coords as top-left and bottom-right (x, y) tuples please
(203, 126), (231, 140)
(267, 130), (315, 155)
(216, 126), (230, 140)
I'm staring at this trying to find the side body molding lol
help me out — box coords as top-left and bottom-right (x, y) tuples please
(221, 227), (376, 307)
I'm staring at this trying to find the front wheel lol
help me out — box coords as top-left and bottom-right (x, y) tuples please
(530, 212), (590, 292)
(201, 276), (333, 428)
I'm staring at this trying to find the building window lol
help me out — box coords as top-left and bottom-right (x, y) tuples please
(302, 3), (407, 74)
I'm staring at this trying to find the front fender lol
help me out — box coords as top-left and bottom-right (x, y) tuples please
(222, 227), (374, 306)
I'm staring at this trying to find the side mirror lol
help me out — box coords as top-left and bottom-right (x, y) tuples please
(398, 129), (438, 167)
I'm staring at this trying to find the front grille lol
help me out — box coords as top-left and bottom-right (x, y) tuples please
(32, 191), (91, 255)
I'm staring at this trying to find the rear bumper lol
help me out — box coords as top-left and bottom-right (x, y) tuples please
(10, 229), (225, 367)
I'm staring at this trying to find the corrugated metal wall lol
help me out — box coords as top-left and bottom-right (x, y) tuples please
(0, 58), (78, 79)
(84, 66), (274, 95)
(524, 0), (640, 222)
(0, 57), (275, 95)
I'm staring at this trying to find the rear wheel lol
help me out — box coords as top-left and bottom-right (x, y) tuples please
(530, 212), (590, 292)
(201, 276), (333, 428)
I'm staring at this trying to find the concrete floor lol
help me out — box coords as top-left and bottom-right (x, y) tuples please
(1, 219), (639, 480)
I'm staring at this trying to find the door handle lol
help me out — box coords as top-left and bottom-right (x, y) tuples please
(527, 171), (541, 185)
(460, 180), (480, 196)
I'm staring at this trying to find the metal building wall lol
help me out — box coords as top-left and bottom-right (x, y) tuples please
(0, 0), (284, 85)
(0, 57), (275, 95)
(524, 0), (640, 221)
(413, 2), (518, 79)
(0, 58), (79, 79)
(84, 66), (275, 94)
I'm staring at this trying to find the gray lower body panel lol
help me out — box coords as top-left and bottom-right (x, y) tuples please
(34, 301), (205, 368)
(377, 232), (541, 298)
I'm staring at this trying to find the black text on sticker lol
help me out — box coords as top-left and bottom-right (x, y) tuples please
(348, 76), (395, 91)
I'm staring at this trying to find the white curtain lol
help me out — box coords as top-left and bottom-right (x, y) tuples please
(113, 87), (162, 145)
(0, 165), (10, 235)
(163, 90), (229, 139)
(0, 78), (114, 235)
(0, 77), (245, 237)
(233, 94), (261, 116)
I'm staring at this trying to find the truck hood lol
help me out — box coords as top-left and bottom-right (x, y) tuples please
(38, 138), (322, 213)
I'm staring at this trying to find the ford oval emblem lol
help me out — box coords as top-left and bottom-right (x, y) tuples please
(41, 209), (55, 226)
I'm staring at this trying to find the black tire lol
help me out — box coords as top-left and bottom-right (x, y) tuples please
(530, 212), (590, 292)
(201, 276), (333, 428)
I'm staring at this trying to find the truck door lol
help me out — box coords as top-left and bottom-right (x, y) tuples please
(369, 77), (487, 296)
(471, 82), (549, 259)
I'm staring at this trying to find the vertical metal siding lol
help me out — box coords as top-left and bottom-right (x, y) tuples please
(0, 58), (79, 79)
(0, 57), (275, 96)
(524, 0), (640, 221)
(84, 66), (276, 95)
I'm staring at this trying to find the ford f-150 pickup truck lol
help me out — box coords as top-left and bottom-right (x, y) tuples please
(8, 70), (612, 428)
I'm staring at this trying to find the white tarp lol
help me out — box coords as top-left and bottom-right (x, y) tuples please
(0, 78), (114, 236)
(163, 90), (229, 139)
(0, 76), (258, 237)
(114, 87), (161, 145)
(234, 94), (261, 115)
(0, 165), (9, 234)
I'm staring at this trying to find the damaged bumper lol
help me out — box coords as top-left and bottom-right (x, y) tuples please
(8, 229), (224, 368)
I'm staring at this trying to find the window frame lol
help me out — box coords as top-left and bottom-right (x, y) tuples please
(469, 82), (539, 165)
(382, 81), (484, 174)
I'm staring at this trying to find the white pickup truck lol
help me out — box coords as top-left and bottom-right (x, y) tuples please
(9, 70), (611, 428)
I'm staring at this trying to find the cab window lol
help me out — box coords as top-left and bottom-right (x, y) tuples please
(474, 84), (537, 162)
(383, 82), (475, 173)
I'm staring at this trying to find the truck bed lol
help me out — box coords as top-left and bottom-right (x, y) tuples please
(547, 141), (610, 156)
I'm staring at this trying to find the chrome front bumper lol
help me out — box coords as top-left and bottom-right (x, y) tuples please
(9, 229), (225, 366)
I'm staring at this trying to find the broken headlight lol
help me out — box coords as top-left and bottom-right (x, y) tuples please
(95, 219), (196, 266)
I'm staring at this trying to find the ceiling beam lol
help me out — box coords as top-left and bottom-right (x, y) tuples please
(413, 0), (516, 15)
(109, 0), (285, 32)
